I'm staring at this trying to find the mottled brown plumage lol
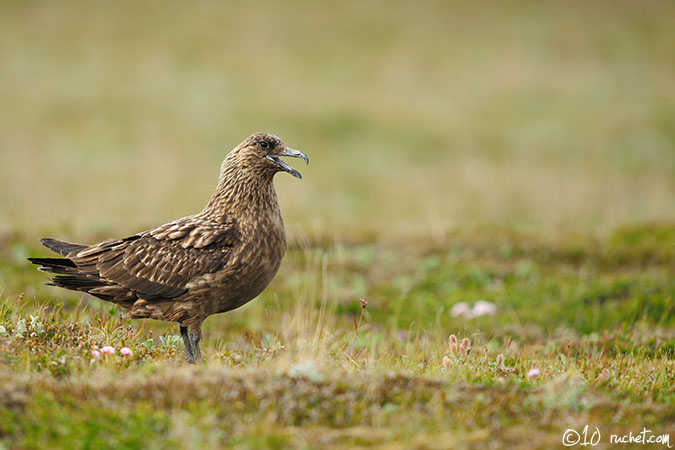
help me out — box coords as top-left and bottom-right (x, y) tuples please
(29, 132), (308, 363)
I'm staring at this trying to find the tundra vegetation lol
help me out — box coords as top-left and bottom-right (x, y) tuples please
(1, 1), (673, 448)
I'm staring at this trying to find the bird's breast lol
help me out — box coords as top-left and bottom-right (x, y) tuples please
(204, 208), (286, 313)
(238, 208), (286, 278)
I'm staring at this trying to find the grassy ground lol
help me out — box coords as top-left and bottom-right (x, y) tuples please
(1, 1), (674, 449)
(1, 225), (673, 448)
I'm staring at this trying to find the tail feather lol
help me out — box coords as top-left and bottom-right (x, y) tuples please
(29, 237), (137, 307)
(28, 257), (101, 289)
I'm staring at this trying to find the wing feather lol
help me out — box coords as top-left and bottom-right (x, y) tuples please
(70, 217), (236, 301)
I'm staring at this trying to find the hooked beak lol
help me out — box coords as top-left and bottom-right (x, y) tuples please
(266, 147), (309, 179)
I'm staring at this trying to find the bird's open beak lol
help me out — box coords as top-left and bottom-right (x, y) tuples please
(266, 147), (309, 179)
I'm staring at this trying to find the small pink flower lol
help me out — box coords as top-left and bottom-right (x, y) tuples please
(442, 356), (452, 370)
(101, 346), (115, 355)
(527, 368), (541, 378)
(461, 338), (471, 355)
(91, 350), (101, 359)
(120, 347), (133, 357)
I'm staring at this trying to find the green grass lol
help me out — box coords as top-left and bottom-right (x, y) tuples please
(1, 0), (674, 448)
(1, 225), (673, 449)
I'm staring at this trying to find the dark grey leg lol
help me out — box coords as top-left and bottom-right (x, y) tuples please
(180, 325), (196, 364)
(189, 331), (202, 363)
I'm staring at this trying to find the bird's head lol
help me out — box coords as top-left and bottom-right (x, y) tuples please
(229, 132), (309, 180)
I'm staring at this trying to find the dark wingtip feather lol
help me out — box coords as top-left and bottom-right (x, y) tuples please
(49, 275), (107, 292)
(39, 238), (88, 257)
(28, 257), (77, 268)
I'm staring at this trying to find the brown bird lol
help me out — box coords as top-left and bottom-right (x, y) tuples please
(29, 132), (308, 363)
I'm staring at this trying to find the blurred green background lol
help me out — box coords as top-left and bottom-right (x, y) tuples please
(0, 5), (673, 447)
(1, 0), (674, 239)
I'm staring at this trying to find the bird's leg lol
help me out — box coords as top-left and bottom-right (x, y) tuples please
(189, 330), (202, 363)
(180, 325), (196, 364)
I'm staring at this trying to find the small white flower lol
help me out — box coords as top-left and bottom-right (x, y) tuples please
(120, 347), (133, 357)
(450, 302), (472, 318)
(471, 300), (497, 317)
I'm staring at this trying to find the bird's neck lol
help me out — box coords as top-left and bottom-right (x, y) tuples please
(199, 164), (280, 224)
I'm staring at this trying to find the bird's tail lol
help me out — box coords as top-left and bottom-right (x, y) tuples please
(27, 256), (78, 275)
(29, 238), (136, 306)
(29, 238), (104, 292)
(28, 256), (110, 293)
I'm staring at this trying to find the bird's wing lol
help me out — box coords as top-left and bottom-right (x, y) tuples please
(71, 217), (237, 301)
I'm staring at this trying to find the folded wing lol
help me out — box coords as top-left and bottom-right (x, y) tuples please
(29, 217), (237, 305)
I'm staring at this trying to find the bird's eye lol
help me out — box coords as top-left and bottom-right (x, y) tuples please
(260, 141), (269, 149)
